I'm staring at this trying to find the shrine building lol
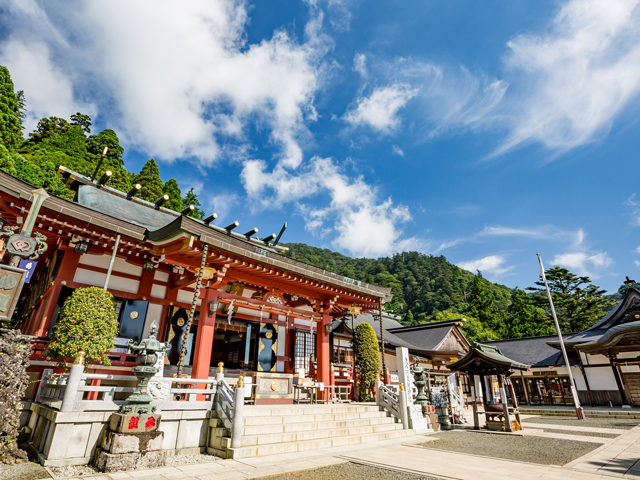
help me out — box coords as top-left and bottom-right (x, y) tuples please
(0, 168), (391, 403)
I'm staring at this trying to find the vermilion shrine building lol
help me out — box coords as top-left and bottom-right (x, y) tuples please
(0, 168), (391, 403)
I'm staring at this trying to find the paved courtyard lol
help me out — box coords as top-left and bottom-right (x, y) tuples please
(6, 414), (640, 480)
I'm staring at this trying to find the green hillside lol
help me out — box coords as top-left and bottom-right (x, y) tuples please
(281, 243), (513, 325)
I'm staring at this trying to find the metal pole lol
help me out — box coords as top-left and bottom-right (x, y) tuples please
(537, 252), (585, 419)
(103, 234), (121, 290)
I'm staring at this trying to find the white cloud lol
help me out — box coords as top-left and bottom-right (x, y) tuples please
(210, 192), (240, 223)
(344, 84), (417, 133)
(392, 145), (404, 156)
(0, 39), (96, 133)
(550, 251), (613, 277)
(625, 194), (640, 226)
(353, 53), (367, 77)
(635, 260), (640, 267)
(457, 255), (514, 278)
(0, 0), (327, 167)
(434, 224), (585, 254)
(495, 0), (640, 155)
(241, 156), (420, 257)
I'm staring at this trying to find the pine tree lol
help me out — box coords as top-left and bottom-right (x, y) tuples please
(465, 274), (504, 332)
(162, 178), (183, 212)
(132, 159), (164, 203)
(528, 267), (617, 332)
(504, 289), (552, 338)
(404, 310), (415, 326)
(0, 66), (24, 149)
(182, 187), (205, 219)
(86, 128), (129, 192)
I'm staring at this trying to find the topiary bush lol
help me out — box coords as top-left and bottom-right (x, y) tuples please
(351, 322), (380, 402)
(47, 287), (118, 365)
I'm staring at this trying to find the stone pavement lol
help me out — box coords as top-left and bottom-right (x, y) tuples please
(565, 425), (640, 478)
(53, 419), (640, 480)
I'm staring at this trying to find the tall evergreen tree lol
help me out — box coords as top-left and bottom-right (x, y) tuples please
(465, 274), (504, 332)
(162, 178), (182, 212)
(182, 187), (205, 219)
(504, 289), (552, 338)
(86, 128), (129, 192)
(70, 113), (92, 134)
(132, 159), (164, 203)
(528, 267), (617, 332)
(0, 66), (24, 149)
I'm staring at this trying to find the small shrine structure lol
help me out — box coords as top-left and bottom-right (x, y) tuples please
(447, 343), (529, 432)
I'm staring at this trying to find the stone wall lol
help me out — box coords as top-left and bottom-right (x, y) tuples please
(27, 403), (213, 466)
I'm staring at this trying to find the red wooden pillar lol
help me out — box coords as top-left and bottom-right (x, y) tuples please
(34, 285), (61, 337)
(315, 313), (331, 395)
(192, 288), (219, 380)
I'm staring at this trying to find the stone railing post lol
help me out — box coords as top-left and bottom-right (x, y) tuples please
(60, 350), (85, 412)
(374, 373), (382, 404)
(231, 376), (245, 449)
(399, 383), (409, 429)
(215, 362), (224, 382)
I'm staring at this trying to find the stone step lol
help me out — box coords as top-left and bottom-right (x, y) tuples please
(520, 408), (640, 419)
(226, 428), (415, 458)
(242, 415), (398, 435)
(242, 410), (390, 426)
(229, 422), (404, 448)
(242, 405), (380, 417)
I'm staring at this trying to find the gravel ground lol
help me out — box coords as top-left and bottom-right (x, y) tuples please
(523, 416), (639, 429)
(419, 429), (600, 466)
(0, 462), (51, 480)
(256, 462), (441, 480)
(542, 428), (620, 438)
(47, 453), (220, 478)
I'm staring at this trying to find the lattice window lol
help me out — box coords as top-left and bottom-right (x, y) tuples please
(294, 330), (316, 373)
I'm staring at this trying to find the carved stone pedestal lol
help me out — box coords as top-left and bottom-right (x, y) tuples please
(96, 413), (166, 472)
(406, 405), (433, 434)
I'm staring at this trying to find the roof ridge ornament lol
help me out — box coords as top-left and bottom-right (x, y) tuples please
(618, 277), (640, 296)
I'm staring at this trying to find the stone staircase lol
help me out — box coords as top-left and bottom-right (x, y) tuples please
(208, 404), (414, 459)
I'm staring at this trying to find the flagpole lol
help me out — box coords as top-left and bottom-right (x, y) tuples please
(537, 252), (585, 420)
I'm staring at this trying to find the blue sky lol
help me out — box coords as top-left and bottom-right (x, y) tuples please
(2, 0), (640, 293)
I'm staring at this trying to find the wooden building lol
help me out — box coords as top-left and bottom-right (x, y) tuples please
(486, 279), (640, 407)
(0, 168), (391, 403)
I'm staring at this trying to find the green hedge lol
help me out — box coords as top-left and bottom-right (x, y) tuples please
(47, 287), (118, 365)
(352, 322), (380, 402)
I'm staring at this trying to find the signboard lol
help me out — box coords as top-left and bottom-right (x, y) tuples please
(0, 265), (28, 322)
(5, 233), (37, 258)
(18, 259), (37, 283)
(396, 347), (415, 398)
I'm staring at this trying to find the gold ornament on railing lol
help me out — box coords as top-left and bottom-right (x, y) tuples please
(74, 349), (86, 366)
(217, 362), (224, 374)
(236, 375), (244, 388)
(399, 383), (405, 391)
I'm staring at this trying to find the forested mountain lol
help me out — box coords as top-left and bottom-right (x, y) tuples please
(281, 243), (513, 323)
(0, 65), (204, 217)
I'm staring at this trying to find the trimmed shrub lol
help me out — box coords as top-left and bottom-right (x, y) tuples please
(47, 287), (118, 365)
(351, 322), (380, 402)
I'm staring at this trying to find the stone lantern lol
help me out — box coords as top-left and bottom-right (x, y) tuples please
(96, 322), (170, 472)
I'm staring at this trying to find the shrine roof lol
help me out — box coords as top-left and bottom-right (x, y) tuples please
(387, 321), (466, 351)
(447, 342), (529, 374)
(484, 335), (579, 368)
(0, 169), (391, 300)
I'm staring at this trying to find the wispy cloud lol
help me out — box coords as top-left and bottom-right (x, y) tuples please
(349, 0), (640, 157)
(550, 251), (613, 278)
(434, 224), (585, 254)
(343, 83), (417, 133)
(626, 194), (640, 226)
(457, 254), (514, 278)
(392, 145), (404, 156)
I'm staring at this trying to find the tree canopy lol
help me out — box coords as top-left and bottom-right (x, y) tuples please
(0, 65), (205, 216)
(528, 267), (617, 332)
